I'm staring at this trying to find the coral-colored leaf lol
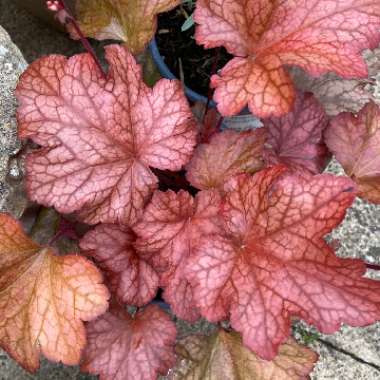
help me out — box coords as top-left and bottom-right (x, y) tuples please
(16, 45), (197, 225)
(325, 101), (380, 203)
(187, 129), (266, 190)
(211, 56), (295, 117)
(195, 0), (380, 117)
(81, 304), (177, 380)
(186, 166), (380, 359)
(73, 0), (180, 54)
(170, 331), (317, 380)
(263, 92), (329, 174)
(0, 214), (109, 372)
(134, 190), (222, 321)
(80, 224), (159, 306)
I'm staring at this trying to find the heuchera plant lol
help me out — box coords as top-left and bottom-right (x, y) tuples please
(1, 0), (380, 379)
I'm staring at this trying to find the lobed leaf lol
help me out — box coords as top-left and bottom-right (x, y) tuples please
(80, 224), (159, 306)
(195, 0), (380, 117)
(0, 214), (109, 372)
(263, 92), (329, 174)
(186, 129), (266, 190)
(81, 304), (177, 380)
(171, 331), (317, 380)
(186, 166), (380, 359)
(16, 45), (197, 226)
(325, 101), (380, 203)
(73, 0), (180, 54)
(134, 190), (222, 322)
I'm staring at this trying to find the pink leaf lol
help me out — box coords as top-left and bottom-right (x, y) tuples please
(195, 0), (380, 117)
(134, 190), (222, 321)
(186, 166), (380, 359)
(187, 128), (266, 190)
(81, 304), (176, 380)
(80, 224), (159, 306)
(263, 92), (329, 174)
(16, 45), (197, 225)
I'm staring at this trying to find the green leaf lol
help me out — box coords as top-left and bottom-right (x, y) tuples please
(181, 14), (194, 32)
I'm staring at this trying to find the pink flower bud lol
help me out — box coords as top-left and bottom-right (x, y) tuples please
(46, 0), (63, 12)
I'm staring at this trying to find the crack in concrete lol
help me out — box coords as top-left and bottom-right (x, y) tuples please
(317, 337), (380, 373)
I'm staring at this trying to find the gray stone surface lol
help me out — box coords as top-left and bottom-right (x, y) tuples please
(366, 47), (380, 102)
(310, 340), (380, 380)
(0, 353), (94, 380)
(326, 159), (380, 275)
(0, 25), (27, 218)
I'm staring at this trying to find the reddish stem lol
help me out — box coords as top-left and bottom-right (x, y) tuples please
(366, 263), (380, 271)
(48, 0), (107, 79)
(215, 115), (224, 132)
(48, 230), (63, 246)
(48, 217), (79, 246)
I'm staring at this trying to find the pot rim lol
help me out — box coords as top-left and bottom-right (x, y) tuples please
(148, 38), (216, 106)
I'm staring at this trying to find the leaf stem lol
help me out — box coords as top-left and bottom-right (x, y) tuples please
(366, 263), (380, 271)
(48, 0), (107, 79)
(216, 115), (224, 132)
(48, 230), (63, 246)
(48, 217), (79, 246)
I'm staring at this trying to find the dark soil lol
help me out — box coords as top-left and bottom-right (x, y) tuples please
(156, 4), (232, 96)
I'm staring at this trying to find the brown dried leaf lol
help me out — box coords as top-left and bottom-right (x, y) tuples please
(73, 0), (180, 54)
(290, 48), (380, 116)
(290, 67), (372, 116)
(325, 101), (380, 203)
(170, 330), (317, 380)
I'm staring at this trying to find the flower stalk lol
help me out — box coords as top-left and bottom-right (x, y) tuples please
(46, 0), (106, 79)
